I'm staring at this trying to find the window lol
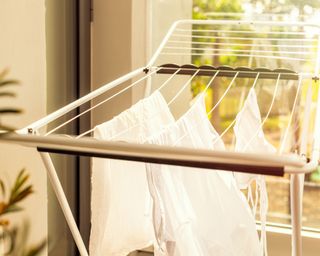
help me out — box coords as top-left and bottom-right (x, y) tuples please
(189, 0), (320, 254)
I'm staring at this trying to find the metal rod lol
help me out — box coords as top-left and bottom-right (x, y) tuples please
(45, 68), (159, 136)
(0, 133), (306, 172)
(40, 152), (89, 256)
(163, 46), (312, 55)
(176, 19), (320, 29)
(175, 28), (311, 36)
(290, 174), (303, 256)
(19, 67), (145, 133)
(38, 146), (284, 176)
(156, 65), (299, 80)
(171, 33), (317, 42)
(147, 19), (320, 69)
(167, 40), (315, 49)
(146, 20), (180, 67)
(290, 83), (312, 256)
(160, 52), (312, 62)
(311, 80), (320, 161)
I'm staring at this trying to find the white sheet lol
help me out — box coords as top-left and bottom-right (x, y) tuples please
(146, 93), (261, 256)
(90, 90), (175, 256)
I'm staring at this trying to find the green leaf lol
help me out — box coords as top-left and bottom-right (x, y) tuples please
(23, 239), (47, 256)
(3, 204), (23, 215)
(0, 108), (22, 114)
(16, 169), (26, 185)
(0, 179), (6, 197)
(9, 185), (33, 205)
(10, 169), (26, 195)
(0, 92), (16, 97)
(0, 202), (6, 215)
(11, 172), (30, 199)
(0, 124), (16, 132)
(0, 79), (19, 87)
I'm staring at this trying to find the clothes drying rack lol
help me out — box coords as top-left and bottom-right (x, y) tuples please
(1, 20), (320, 256)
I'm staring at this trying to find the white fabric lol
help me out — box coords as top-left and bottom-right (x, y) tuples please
(146, 94), (261, 256)
(234, 88), (276, 255)
(90, 91), (175, 256)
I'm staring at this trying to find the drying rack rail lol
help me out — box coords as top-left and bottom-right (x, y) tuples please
(0, 133), (312, 176)
(155, 64), (300, 80)
(1, 19), (320, 256)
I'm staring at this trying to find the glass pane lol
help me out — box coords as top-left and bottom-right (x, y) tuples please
(192, 0), (320, 231)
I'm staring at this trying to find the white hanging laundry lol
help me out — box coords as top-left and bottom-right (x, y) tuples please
(234, 88), (276, 255)
(234, 88), (276, 188)
(146, 93), (261, 256)
(90, 90), (175, 256)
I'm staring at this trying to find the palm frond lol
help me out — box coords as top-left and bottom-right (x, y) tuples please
(12, 169), (27, 193)
(0, 108), (22, 114)
(0, 169), (33, 217)
(9, 185), (33, 205)
(3, 204), (23, 215)
(0, 202), (5, 215)
(24, 239), (47, 256)
(9, 169), (33, 205)
(0, 79), (19, 87)
(0, 124), (16, 132)
(0, 179), (6, 197)
(0, 69), (21, 132)
(0, 92), (16, 97)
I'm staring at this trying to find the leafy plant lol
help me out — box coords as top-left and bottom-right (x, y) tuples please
(0, 220), (46, 256)
(0, 69), (21, 131)
(0, 169), (46, 256)
(0, 169), (33, 217)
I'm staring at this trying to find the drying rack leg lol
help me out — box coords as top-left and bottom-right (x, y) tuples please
(40, 152), (89, 256)
(290, 174), (303, 256)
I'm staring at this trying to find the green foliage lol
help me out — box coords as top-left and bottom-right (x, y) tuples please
(193, 0), (243, 18)
(0, 68), (47, 254)
(191, 0), (245, 112)
(193, 0), (320, 18)
(0, 69), (21, 131)
(0, 169), (33, 217)
(0, 220), (46, 256)
(258, 0), (320, 12)
(0, 170), (46, 256)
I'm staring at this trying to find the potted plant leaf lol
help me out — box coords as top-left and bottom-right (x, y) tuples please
(0, 69), (46, 255)
(0, 68), (21, 132)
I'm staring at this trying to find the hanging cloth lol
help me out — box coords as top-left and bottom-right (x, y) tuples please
(90, 90), (175, 256)
(146, 93), (261, 256)
(234, 88), (276, 256)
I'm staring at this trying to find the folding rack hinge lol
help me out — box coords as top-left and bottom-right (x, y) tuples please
(312, 76), (319, 82)
(27, 128), (34, 134)
(143, 68), (149, 74)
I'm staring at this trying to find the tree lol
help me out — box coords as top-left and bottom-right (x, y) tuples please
(192, 0), (244, 132)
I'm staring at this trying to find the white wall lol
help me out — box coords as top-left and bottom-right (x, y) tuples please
(0, 0), (47, 254)
(91, 0), (134, 126)
(92, 0), (192, 122)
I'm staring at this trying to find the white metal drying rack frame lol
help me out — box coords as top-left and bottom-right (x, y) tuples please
(1, 20), (320, 256)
